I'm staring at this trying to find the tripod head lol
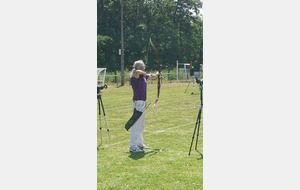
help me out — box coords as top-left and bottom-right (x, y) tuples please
(195, 77), (203, 89)
(195, 78), (203, 105)
(97, 84), (107, 99)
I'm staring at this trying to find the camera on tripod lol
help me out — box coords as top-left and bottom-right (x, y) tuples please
(97, 84), (108, 99)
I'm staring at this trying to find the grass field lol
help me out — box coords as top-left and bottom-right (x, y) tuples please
(97, 81), (203, 190)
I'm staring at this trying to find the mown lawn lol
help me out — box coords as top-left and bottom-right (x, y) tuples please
(97, 81), (203, 190)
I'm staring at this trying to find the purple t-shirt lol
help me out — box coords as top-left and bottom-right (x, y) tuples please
(130, 74), (149, 101)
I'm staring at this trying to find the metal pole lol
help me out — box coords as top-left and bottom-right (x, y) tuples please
(120, 0), (125, 86)
(176, 60), (178, 83)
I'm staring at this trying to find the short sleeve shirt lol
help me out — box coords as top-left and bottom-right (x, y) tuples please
(130, 74), (149, 101)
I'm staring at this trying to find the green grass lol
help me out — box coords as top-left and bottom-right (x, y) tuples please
(97, 82), (203, 190)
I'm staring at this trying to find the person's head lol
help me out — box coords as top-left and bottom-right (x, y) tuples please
(133, 60), (146, 71)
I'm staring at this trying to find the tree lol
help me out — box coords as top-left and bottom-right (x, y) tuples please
(97, 0), (203, 75)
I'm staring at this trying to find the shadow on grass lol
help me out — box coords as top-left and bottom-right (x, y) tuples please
(128, 149), (163, 160)
(116, 84), (127, 88)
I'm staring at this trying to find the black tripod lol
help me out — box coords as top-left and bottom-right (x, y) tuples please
(188, 79), (203, 158)
(97, 85), (111, 149)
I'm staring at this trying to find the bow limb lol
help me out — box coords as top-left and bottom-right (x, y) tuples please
(149, 38), (161, 107)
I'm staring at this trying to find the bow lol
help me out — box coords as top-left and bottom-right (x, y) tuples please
(148, 38), (161, 107)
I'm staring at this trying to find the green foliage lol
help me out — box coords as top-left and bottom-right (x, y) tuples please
(97, 35), (113, 63)
(97, 82), (203, 189)
(98, 0), (203, 71)
(97, 35), (113, 45)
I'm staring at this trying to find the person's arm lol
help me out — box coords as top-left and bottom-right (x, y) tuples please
(148, 71), (160, 80)
(133, 70), (146, 78)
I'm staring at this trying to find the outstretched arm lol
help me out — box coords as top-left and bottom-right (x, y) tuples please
(133, 69), (146, 78)
(148, 71), (160, 80)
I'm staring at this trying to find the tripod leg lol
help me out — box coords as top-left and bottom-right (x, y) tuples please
(191, 76), (195, 94)
(195, 108), (202, 151)
(184, 81), (191, 93)
(99, 95), (111, 144)
(195, 113), (203, 159)
(97, 99), (102, 147)
(188, 110), (201, 155)
(103, 115), (111, 144)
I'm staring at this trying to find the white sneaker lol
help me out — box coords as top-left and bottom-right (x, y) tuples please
(138, 144), (150, 149)
(129, 146), (144, 153)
